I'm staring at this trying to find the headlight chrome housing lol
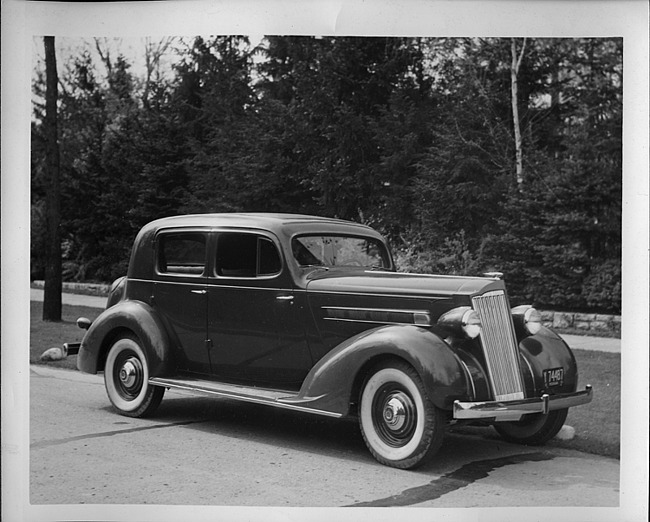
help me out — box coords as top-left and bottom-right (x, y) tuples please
(512, 305), (542, 336)
(438, 306), (482, 339)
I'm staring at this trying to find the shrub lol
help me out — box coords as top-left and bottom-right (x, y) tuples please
(394, 231), (481, 276)
(582, 259), (621, 313)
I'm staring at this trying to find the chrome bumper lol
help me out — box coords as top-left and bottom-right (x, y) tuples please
(453, 385), (593, 422)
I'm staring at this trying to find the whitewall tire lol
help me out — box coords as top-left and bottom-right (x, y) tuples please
(104, 336), (164, 418)
(359, 360), (445, 469)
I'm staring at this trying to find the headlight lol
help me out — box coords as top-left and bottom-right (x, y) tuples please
(438, 306), (482, 339)
(512, 305), (542, 335)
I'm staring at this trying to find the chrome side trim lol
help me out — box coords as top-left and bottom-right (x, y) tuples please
(129, 278), (205, 288)
(323, 317), (427, 327)
(324, 306), (431, 315)
(310, 288), (456, 299)
(453, 385), (593, 422)
(207, 284), (294, 292)
(322, 306), (431, 327)
(149, 377), (342, 418)
(366, 270), (502, 281)
(129, 278), (295, 293)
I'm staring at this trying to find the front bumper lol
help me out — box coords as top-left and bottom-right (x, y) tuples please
(453, 385), (593, 422)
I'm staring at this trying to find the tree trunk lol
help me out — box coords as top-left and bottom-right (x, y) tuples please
(43, 36), (62, 321)
(510, 38), (526, 188)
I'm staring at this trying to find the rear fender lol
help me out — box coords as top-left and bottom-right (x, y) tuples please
(287, 325), (471, 416)
(77, 300), (174, 377)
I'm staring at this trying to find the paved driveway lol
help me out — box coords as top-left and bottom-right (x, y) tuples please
(30, 364), (620, 510)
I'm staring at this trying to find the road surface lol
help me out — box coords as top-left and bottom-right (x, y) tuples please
(30, 364), (619, 510)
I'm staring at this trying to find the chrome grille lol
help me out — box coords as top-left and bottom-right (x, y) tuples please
(472, 290), (525, 401)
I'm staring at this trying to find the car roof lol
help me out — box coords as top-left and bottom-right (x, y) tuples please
(144, 213), (379, 236)
(128, 213), (388, 280)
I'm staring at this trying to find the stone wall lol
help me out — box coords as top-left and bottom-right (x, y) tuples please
(32, 280), (111, 296)
(540, 310), (621, 334)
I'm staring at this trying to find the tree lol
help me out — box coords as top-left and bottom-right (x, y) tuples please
(510, 38), (526, 187)
(258, 36), (428, 221)
(52, 42), (186, 281)
(411, 38), (515, 258)
(142, 37), (175, 109)
(29, 36), (621, 313)
(479, 38), (623, 312)
(174, 36), (262, 213)
(42, 36), (62, 321)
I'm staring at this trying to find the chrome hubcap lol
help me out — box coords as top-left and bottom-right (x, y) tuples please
(119, 359), (138, 388)
(383, 395), (408, 430)
(113, 351), (144, 400)
(372, 385), (417, 447)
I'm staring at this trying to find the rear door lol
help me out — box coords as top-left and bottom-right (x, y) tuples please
(152, 230), (210, 375)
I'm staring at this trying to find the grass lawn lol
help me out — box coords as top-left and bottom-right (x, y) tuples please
(30, 302), (620, 459)
(30, 301), (101, 370)
(549, 349), (620, 458)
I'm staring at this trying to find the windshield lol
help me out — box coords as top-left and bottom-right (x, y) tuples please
(292, 235), (391, 269)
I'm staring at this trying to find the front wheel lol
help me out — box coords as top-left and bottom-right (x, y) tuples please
(494, 408), (568, 445)
(359, 360), (445, 469)
(104, 335), (164, 418)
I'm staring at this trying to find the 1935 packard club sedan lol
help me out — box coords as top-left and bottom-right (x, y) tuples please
(74, 213), (592, 469)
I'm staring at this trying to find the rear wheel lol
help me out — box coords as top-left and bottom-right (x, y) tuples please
(104, 335), (164, 418)
(359, 360), (445, 469)
(494, 408), (568, 445)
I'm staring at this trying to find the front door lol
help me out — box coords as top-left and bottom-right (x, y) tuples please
(207, 231), (312, 388)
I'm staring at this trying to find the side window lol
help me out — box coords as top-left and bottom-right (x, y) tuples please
(216, 233), (282, 278)
(158, 233), (207, 276)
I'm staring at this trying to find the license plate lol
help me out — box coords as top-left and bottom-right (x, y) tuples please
(543, 367), (564, 387)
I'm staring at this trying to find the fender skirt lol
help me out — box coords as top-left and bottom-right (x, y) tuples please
(278, 325), (471, 417)
(77, 300), (174, 377)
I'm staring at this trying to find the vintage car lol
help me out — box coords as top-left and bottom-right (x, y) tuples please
(73, 213), (592, 469)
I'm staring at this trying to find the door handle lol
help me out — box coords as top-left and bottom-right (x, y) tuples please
(191, 289), (207, 295)
(276, 295), (294, 301)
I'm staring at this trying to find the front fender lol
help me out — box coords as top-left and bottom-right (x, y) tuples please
(77, 299), (174, 377)
(519, 326), (579, 395)
(285, 325), (471, 416)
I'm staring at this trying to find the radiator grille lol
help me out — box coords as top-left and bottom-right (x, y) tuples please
(472, 290), (525, 401)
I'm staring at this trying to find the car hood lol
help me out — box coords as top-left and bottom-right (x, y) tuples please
(303, 269), (505, 298)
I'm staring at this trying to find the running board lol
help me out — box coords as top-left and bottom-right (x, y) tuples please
(149, 376), (342, 418)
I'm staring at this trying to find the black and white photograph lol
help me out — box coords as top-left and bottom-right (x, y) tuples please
(2, 1), (648, 521)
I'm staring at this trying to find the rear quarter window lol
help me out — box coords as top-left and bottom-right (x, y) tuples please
(157, 233), (207, 276)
